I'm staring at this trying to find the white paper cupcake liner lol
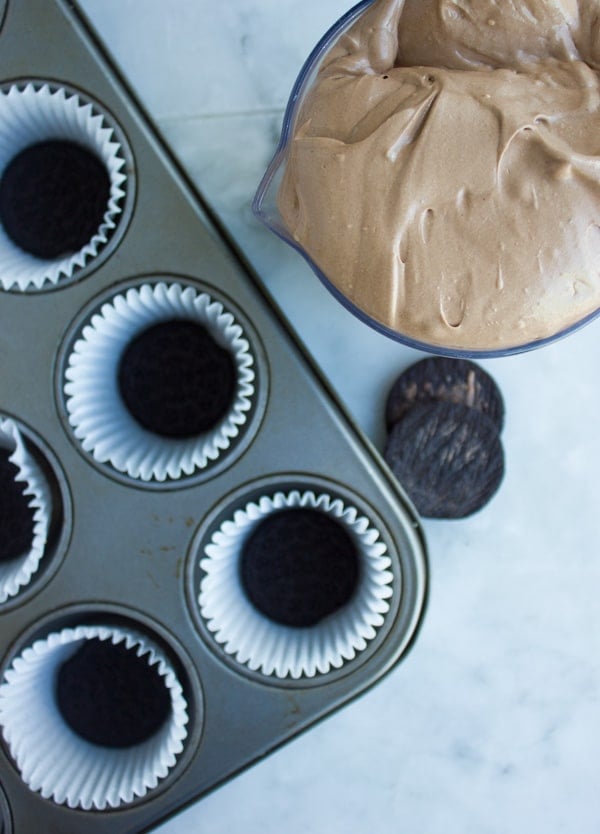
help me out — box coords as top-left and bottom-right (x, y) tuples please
(0, 82), (127, 291)
(0, 418), (51, 604)
(199, 490), (394, 679)
(64, 281), (256, 482)
(0, 624), (189, 810)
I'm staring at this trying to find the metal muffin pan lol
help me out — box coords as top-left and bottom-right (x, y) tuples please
(0, 1), (428, 832)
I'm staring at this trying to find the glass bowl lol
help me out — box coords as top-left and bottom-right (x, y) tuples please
(253, 0), (600, 358)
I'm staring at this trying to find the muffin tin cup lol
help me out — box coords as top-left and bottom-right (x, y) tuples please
(0, 624), (189, 810)
(0, 417), (51, 604)
(0, 81), (128, 291)
(198, 489), (394, 680)
(63, 281), (256, 483)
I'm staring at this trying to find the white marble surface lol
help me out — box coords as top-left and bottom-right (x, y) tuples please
(78, 2), (600, 832)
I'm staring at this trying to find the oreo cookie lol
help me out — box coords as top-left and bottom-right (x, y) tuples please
(0, 140), (110, 259)
(384, 401), (504, 519)
(240, 508), (359, 627)
(385, 357), (504, 431)
(55, 638), (171, 748)
(0, 448), (35, 562)
(118, 319), (236, 438)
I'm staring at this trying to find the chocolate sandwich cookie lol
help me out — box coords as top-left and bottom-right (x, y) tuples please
(118, 319), (236, 438)
(0, 448), (34, 562)
(56, 637), (171, 748)
(0, 139), (110, 259)
(384, 401), (504, 518)
(240, 507), (360, 627)
(385, 357), (504, 431)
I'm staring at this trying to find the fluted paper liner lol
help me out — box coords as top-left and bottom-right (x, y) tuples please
(0, 625), (189, 810)
(0, 418), (51, 604)
(0, 82), (127, 291)
(64, 281), (256, 482)
(199, 490), (394, 679)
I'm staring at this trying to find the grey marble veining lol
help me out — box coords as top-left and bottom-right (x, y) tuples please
(80, 0), (351, 118)
(75, 2), (600, 832)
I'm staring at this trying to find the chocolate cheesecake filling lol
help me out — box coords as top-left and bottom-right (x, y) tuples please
(278, 0), (600, 350)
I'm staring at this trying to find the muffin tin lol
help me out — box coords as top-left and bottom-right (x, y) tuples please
(0, 1), (427, 831)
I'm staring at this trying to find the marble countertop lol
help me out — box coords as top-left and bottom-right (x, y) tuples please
(77, 2), (600, 832)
